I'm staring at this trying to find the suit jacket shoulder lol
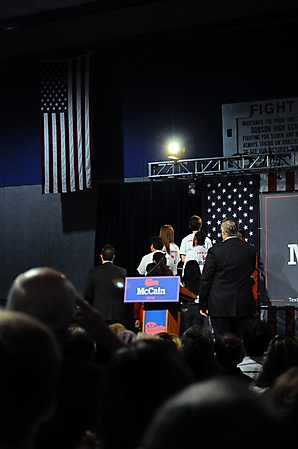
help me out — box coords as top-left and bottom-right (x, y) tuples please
(90, 263), (126, 276)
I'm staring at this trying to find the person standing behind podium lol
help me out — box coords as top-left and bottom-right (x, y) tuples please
(179, 215), (212, 263)
(83, 244), (128, 328)
(182, 230), (208, 276)
(180, 260), (203, 334)
(146, 252), (173, 277)
(137, 236), (164, 275)
(135, 251), (173, 331)
(199, 218), (256, 339)
(159, 224), (180, 275)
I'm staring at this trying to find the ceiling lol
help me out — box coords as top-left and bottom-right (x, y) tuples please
(1, 0), (298, 60)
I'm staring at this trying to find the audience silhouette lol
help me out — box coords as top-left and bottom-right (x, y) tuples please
(252, 334), (298, 394)
(96, 338), (194, 449)
(214, 332), (252, 384)
(237, 318), (272, 379)
(268, 366), (298, 437)
(3, 264), (298, 449)
(0, 310), (61, 449)
(181, 325), (218, 381)
(140, 377), (293, 449)
(5, 267), (124, 449)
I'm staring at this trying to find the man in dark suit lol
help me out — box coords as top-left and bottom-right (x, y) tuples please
(199, 218), (256, 339)
(83, 244), (128, 327)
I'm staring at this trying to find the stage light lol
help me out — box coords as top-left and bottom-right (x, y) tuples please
(188, 183), (196, 196)
(167, 141), (185, 160)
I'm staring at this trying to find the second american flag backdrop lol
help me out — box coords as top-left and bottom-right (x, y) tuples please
(201, 174), (259, 247)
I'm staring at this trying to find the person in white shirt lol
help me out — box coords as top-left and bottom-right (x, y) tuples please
(159, 224), (180, 275)
(137, 236), (164, 275)
(183, 231), (208, 275)
(180, 215), (212, 263)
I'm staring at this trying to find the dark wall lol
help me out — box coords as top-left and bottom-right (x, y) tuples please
(0, 64), (40, 187)
(0, 19), (297, 186)
(120, 21), (298, 178)
(0, 185), (97, 300)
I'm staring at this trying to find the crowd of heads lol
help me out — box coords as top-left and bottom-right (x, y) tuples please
(2, 260), (298, 449)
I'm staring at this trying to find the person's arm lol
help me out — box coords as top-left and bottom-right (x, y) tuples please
(199, 249), (216, 314)
(172, 243), (180, 271)
(203, 236), (213, 250)
(179, 236), (189, 263)
(134, 302), (142, 329)
(179, 235), (185, 261)
(137, 255), (149, 275)
(184, 250), (194, 265)
(74, 297), (124, 352)
(164, 253), (175, 275)
(181, 250), (194, 277)
(83, 271), (94, 305)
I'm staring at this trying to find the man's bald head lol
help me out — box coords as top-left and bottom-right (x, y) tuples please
(6, 267), (77, 334)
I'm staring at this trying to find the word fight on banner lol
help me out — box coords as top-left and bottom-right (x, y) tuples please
(222, 97), (298, 157)
(40, 53), (92, 194)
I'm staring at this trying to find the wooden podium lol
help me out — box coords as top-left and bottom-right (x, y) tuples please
(142, 285), (198, 335)
(143, 303), (180, 335)
(124, 276), (181, 335)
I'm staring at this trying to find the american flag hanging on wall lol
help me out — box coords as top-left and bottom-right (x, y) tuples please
(201, 174), (259, 247)
(40, 54), (92, 194)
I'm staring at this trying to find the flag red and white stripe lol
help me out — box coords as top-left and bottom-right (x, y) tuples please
(40, 54), (92, 194)
(260, 170), (298, 192)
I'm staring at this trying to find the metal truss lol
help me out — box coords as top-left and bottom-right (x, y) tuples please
(148, 151), (298, 179)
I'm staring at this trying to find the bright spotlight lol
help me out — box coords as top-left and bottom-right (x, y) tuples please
(166, 141), (185, 160)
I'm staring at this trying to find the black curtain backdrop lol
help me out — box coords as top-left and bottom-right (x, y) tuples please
(94, 180), (201, 276)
